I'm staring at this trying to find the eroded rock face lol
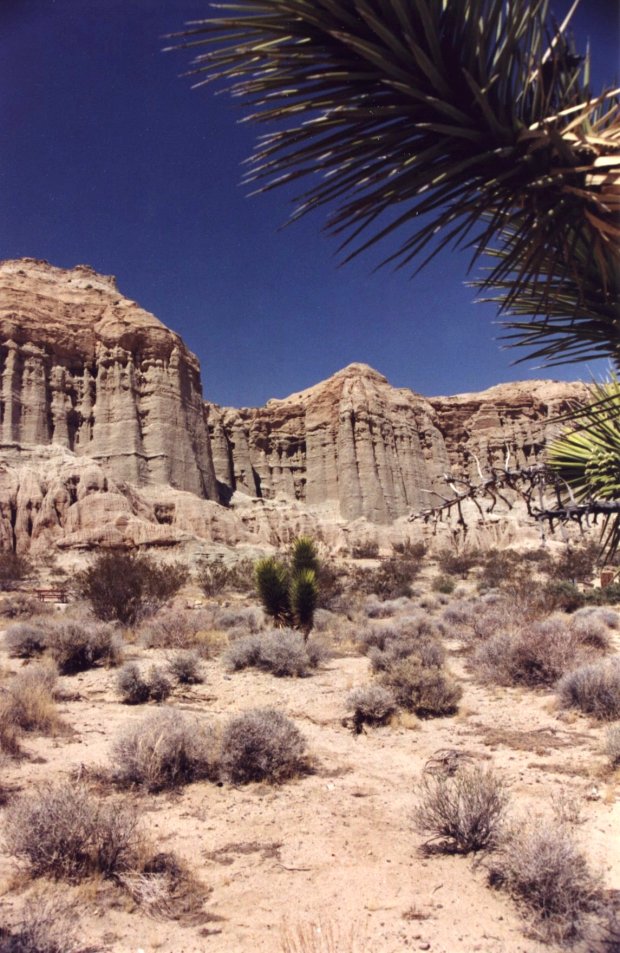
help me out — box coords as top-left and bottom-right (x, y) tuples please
(208, 365), (586, 524)
(0, 259), (217, 499)
(0, 258), (589, 553)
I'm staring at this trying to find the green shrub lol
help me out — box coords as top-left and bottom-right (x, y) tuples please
(77, 551), (188, 625)
(219, 708), (307, 784)
(550, 542), (599, 585)
(432, 574), (455, 595)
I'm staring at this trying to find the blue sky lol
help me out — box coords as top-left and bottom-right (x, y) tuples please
(1, 1), (618, 407)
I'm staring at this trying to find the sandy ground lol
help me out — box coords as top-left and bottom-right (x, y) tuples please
(0, 598), (618, 953)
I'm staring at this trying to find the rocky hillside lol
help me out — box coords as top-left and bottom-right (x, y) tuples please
(0, 258), (587, 552)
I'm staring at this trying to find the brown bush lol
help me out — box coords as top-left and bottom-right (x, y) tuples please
(223, 629), (324, 677)
(46, 621), (122, 674)
(437, 548), (481, 578)
(219, 708), (307, 784)
(167, 650), (204, 684)
(605, 725), (620, 767)
(379, 658), (462, 717)
(489, 819), (602, 941)
(4, 782), (141, 881)
(111, 708), (218, 791)
(0, 666), (59, 734)
(557, 657), (620, 720)
(0, 593), (52, 619)
(413, 764), (509, 853)
(473, 617), (598, 688)
(0, 893), (87, 953)
(116, 663), (172, 704)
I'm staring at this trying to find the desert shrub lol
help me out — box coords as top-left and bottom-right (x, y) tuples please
(550, 542), (599, 585)
(569, 613), (611, 651)
(215, 604), (264, 633)
(0, 593), (51, 619)
(4, 782), (141, 881)
(362, 616), (445, 673)
(585, 582), (620, 606)
(220, 708), (306, 784)
(489, 820), (602, 941)
(477, 549), (526, 590)
(1, 894), (88, 953)
(140, 606), (216, 656)
(346, 684), (396, 730)
(0, 709), (21, 757)
(351, 541), (379, 559)
(432, 574), (456, 595)
(46, 620), (122, 674)
(77, 551), (188, 625)
(352, 557), (420, 600)
(474, 617), (596, 688)
(437, 548), (481, 578)
(557, 657), (620, 720)
(111, 708), (218, 792)
(196, 556), (255, 596)
(223, 629), (322, 677)
(379, 658), (462, 717)
(363, 595), (412, 618)
(167, 650), (204, 684)
(0, 552), (31, 591)
(574, 606), (619, 629)
(393, 540), (427, 559)
(1, 666), (59, 734)
(605, 725), (620, 767)
(542, 580), (586, 612)
(116, 663), (172, 705)
(4, 622), (48, 658)
(413, 764), (509, 854)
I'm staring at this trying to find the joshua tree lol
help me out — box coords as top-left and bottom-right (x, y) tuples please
(255, 537), (320, 635)
(172, 1), (620, 553)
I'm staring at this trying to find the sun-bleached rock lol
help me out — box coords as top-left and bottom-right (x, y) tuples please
(0, 258), (217, 498)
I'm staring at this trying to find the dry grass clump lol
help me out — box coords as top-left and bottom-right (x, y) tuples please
(413, 764), (509, 854)
(219, 708), (307, 784)
(379, 657), (462, 718)
(4, 623), (48, 658)
(489, 819), (603, 942)
(0, 666), (59, 734)
(557, 657), (620, 720)
(110, 708), (218, 792)
(0, 593), (52, 619)
(116, 662), (172, 704)
(279, 918), (365, 953)
(473, 616), (601, 688)
(346, 684), (396, 730)
(167, 649), (204, 684)
(605, 724), (620, 767)
(46, 620), (122, 674)
(0, 893), (89, 953)
(224, 629), (325, 677)
(140, 605), (217, 655)
(4, 782), (141, 881)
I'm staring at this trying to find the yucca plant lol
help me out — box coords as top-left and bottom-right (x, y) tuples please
(255, 556), (292, 625)
(548, 379), (620, 559)
(255, 538), (320, 633)
(172, 1), (620, 552)
(290, 536), (320, 576)
(289, 567), (318, 636)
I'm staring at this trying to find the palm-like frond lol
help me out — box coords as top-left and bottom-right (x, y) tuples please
(548, 379), (620, 558)
(172, 0), (620, 364)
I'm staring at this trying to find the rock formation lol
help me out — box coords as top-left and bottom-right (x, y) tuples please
(0, 258), (589, 554)
(208, 368), (586, 523)
(0, 259), (217, 499)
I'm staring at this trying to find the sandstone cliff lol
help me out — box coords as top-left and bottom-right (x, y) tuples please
(0, 259), (217, 499)
(208, 367), (586, 524)
(0, 258), (589, 553)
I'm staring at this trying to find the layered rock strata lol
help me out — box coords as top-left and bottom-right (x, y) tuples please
(0, 259), (217, 498)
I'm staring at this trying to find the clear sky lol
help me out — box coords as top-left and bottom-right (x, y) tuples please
(1, 1), (618, 407)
